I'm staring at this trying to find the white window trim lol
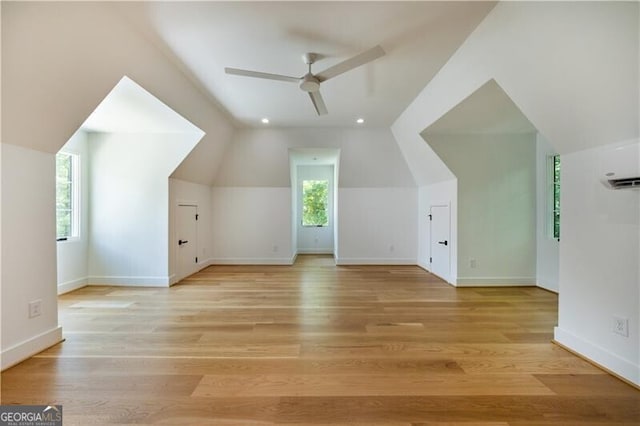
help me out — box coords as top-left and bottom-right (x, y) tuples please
(56, 151), (81, 242)
(546, 154), (560, 241)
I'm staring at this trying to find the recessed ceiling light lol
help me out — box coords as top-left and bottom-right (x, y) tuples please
(261, 118), (269, 124)
(356, 118), (364, 124)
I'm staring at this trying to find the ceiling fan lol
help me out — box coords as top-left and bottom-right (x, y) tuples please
(225, 45), (385, 116)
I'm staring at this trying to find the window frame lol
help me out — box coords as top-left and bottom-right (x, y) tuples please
(56, 151), (81, 242)
(547, 154), (560, 241)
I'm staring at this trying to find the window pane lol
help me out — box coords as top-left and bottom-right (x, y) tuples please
(302, 180), (329, 226)
(57, 182), (71, 210)
(56, 152), (76, 239)
(56, 153), (71, 181)
(553, 155), (560, 239)
(57, 209), (71, 239)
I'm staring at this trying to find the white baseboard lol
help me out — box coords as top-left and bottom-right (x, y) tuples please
(335, 257), (417, 265)
(536, 282), (559, 293)
(416, 263), (456, 286)
(1, 326), (63, 371)
(169, 274), (179, 286)
(88, 275), (171, 287)
(554, 326), (640, 387)
(57, 277), (88, 295)
(211, 257), (295, 265)
(455, 276), (536, 286)
(199, 258), (214, 268)
(297, 248), (334, 254)
(172, 258), (216, 285)
(417, 260), (431, 272)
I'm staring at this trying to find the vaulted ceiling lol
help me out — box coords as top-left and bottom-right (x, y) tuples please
(423, 80), (536, 136)
(2, 1), (635, 187)
(112, 1), (495, 128)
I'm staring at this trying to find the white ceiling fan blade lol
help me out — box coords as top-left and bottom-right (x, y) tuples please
(225, 67), (300, 83)
(308, 90), (328, 115)
(315, 45), (385, 82)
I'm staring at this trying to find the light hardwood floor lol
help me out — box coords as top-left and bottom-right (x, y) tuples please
(2, 255), (639, 425)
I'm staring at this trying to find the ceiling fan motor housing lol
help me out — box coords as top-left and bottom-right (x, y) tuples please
(300, 74), (320, 92)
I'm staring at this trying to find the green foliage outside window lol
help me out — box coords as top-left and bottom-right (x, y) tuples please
(552, 155), (560, 240)
(56, 153), (73, 239)
(302, 180), (328, 227)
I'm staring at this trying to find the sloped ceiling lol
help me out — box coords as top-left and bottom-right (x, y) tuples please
(82, 76), (204, 136)
(4, 2), (635, 188)
(112, 1), (496, 128)
(392, 1), (639, 186)
(417, 80), (536, 183)
(422, 80), (535, 136)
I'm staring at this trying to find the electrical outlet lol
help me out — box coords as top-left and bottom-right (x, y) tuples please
(613, 316), (629, 337)
(470, 258), (477, 268)
(29, 300), (42, 318)
(272, 245), (279, 253)
(389, 245), (395, 252)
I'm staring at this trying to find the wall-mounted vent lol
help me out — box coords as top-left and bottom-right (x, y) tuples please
(600, 142), (640, 190)
(606, 177), (640, 189)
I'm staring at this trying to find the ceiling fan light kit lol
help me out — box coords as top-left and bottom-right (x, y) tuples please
(225, 45), (385, 116)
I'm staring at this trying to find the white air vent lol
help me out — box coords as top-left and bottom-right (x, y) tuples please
(600, 142), (640, 190)
(606, 176), (640, 189)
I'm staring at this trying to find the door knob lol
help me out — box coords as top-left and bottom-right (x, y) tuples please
(438, 240), (448, 246)
(178, 239), (189, 246)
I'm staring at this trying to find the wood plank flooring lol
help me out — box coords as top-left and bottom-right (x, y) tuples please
(2, 255), (639, 425)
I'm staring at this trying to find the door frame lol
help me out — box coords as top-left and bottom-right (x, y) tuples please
(295, 165), (336, 255)
(429, 203), (451, 283)
(175, 201), (199, 283)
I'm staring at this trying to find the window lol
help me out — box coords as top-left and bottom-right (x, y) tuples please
(549, 154), (560, 240)
(302, 180), (329, 227)
(56, 152), (79, 240)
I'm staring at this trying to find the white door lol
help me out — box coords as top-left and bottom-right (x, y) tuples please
(430, 205), (450, 282)
(177, 204), (198, 280)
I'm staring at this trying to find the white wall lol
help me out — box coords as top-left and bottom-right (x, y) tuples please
(216, 128), (415, 188)
(417, 179), (458, 284)
(169, 178), (213, 281)
(555, 140), (639, 386)
(392, 2), (638, 187)
(296, 165), (334, 254)
(1, 144), (62, 369)
(211, 187), (294, 264)
(337, 188), (417, 265)
(536, 133), (560, 293)
(392, 1), (638, 384)
(427, 133), (537, 285)
(2, 2), (234, 181)
(333, 163), (340, 260)
(1, 2), (233, 369)
(0, 135), (3, 368)
(56, 129), (90, 294)
(212, 128), (417, 264)
(87, 132), (198, 286)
